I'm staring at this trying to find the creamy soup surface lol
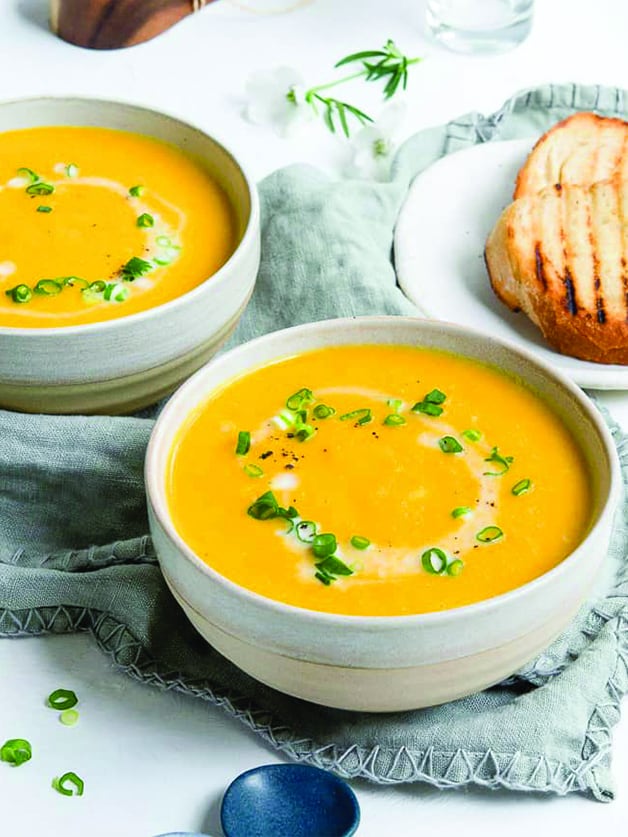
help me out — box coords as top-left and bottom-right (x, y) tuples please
(167, 345), (591, 616)
(0, 126), (236, 327)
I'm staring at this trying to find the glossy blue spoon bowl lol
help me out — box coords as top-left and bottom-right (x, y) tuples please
(220, 764), (361, 837)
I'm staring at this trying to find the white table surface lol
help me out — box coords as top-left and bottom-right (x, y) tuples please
(1, 1), (627, 835)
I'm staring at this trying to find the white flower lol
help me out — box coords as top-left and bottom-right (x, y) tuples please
(244, 67), (311, 136)
(345, 100), (407, 181)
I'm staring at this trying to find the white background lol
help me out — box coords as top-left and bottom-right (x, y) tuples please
(1, 1), (628, 835)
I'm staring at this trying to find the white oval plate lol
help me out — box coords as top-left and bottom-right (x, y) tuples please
(394, 138), (628, 390)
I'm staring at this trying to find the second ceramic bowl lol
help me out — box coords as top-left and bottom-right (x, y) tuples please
(146, 316), (621, 711)
(0, 96), (259, 414)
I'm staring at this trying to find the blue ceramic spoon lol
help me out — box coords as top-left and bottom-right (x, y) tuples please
(220, 763), (360, 837)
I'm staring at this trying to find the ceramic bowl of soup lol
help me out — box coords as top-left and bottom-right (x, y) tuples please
(146, 317), (621, 712)
(0, 96), (259, 414)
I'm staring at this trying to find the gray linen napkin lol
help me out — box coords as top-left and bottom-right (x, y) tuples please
(1, 83), (627, 801)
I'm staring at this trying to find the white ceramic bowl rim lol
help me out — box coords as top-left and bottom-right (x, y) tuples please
(0, 95), (260, 337)
(146, 315), (623, 629)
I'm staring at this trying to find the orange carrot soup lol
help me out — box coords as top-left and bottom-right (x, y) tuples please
(0, 126), (236, 327)
(167, 345), (591, 616)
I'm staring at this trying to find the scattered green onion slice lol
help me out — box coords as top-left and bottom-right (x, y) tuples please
(451, 506), (472, 519)
(26, 181), (54, 196)
(243, 464), (263, 478)
(315, 570), (334, 586)
(383, 414), (406, 426)
(66, 163), (79, 178)
(462, 429), (482, 442)
(137, 212), (154, 228)
(425, 389), (446, 404)
(340, 408), (372, 426)
(48, 689), (78, 710)
(17, 167), (39, 183)
(295, 424), (316, 442)
(36, 205), (52, 213)
(59, 709), (79, 727)
(52, 772), (84, 797)
(411, 401), (443, 417)
(156, 235), (172, 247)
(129, 184), (144, 197)
(85, 280), (106, 294)
(120, 256), (152, 281)
(476, 526), (504, 543)
(421, 547), (448, 575)
(247, 491), (279, 520)
(34, 279), (62, 296)
(438, 436), (463, 454)
(447, 559), (464, 577)
(296, 520), (317, 543)
(313, 404), (335, 420)
(350, 535), (370, 550)
(312, 533), (337, 558)
(0, 739), (32, 766)
(387, 398), (402, 412)
(512, 478), (532, 496)
(483, 447), (514, 476)
(105, 283), (129, 303)
(6, 284), (32, 303)
(286, 388), (314, 411)
(315, 555), (353, 577)
(235, 430), (251, 456)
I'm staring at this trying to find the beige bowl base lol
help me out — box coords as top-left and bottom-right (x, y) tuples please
(167, 579), (580, 712)
(0, 304), (246, 415)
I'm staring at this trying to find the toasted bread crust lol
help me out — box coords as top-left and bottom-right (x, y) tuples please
(486, 179), (628, 365)
(514, 112), (628, 199)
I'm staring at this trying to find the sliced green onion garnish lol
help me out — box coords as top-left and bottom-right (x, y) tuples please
(244, 464), (263, 478)
(84, 280), (106, 294)
(425, 389), (446, 404)
(247, 491), (279, 520)
(421, 547), (447, 575)
(462, 429), (482, 442)
(295, 424), (316, 442)
(315, 555), (353, 577)
(235, 430), (251, 456)
(315, 570), (334, 586)
(296, 520), (317, 543)
(512, 478), (532, 496)
(66, 163), (79, 178)
(286, 388), (314, 410)
(26, 181), (54, 196)
(446, 559), (464, 577)
(451, 506), (472, 519)
(34, 279), (62, 296)
(340, 408), (372, 426)
(137, 213), (154, 228)
(17, 167), (39, 183)
(350, 535), (370, 550)
(129, 184), (144, 197)
(313, 404), (335, 420)
(0, 739), (32, 766)
(439, 436), (463, 454)
(6, 284), (32, 303)
(387, 398), (402, 412)
(52, 772), (84, 797)
(411, 401), (443, 417)
(476, 526), (504, 543)
(59, 709), (79, 726)
(48, 689), (78, 710)
(36, 205), (52, 213)
(156, 235), (172, 247)
(483, 447), (513, 476)
(312, 533), (337, 558)
(383, 414), (406, 426)
(120, 256), (152, 282)
(273, 408), (296, 430)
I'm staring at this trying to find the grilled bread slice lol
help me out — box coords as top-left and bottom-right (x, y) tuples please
(485, 178), (628, 364)
(515, 112), (628, 199)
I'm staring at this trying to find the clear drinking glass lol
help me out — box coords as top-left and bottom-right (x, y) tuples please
(425, 0), (534, 54)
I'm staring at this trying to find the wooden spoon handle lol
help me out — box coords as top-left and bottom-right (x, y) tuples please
(50, 0), (214, 50)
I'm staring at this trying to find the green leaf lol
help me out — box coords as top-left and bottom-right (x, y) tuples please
(334, 49), (386, 68)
